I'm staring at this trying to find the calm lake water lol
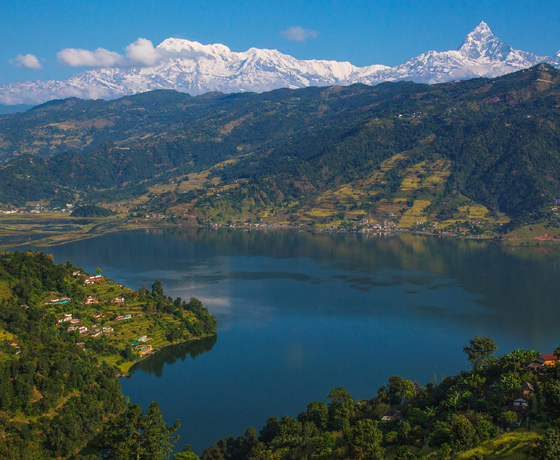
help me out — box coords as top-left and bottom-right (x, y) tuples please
(25, 229), (560, 453)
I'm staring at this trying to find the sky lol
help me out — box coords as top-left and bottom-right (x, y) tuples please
(1, 0), (559, 85)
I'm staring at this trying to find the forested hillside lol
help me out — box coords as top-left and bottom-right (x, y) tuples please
(1, 64), (560, 229)
(200, 339), (560, 460)
(0, 251), (217, 458)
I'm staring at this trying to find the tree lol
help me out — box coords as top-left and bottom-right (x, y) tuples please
(395, 446), (415, 460)
(97, 402), (180, 460)
(387, 376), (416, 405)
(327, 387), (355, 430)
(463, 336), (498, 368)
(152, 280), (164, 298)
(175, 445), (199, 460)
(313, 432), (335, 456)
(300, 401), (328, 430)
(542, 380), (560, 424)
(95, 267), (102, 275)
(346, 419), (384, 460)
(532, 429), (560, 460)
(449, 414), (475, 449)
(554, 345), (560, 361)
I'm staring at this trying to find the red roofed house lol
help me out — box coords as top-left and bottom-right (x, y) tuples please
(537, 354), (558, 366)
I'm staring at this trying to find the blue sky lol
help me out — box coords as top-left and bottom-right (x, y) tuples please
(2, 0), (559, 85)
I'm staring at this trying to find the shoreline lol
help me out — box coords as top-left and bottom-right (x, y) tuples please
(115, 334), (216, 377)
(1, 213), (559, 252)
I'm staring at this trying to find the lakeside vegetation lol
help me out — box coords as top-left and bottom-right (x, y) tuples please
(198, 338), (560, 460)
(0, 250), (216, 458)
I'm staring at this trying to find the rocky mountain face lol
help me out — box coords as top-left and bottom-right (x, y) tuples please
(1, 22), (559, 105)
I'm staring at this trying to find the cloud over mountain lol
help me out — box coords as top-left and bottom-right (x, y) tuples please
(1, 22), (559, 105)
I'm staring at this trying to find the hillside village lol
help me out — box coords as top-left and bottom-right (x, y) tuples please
(0, 252), (217, 373)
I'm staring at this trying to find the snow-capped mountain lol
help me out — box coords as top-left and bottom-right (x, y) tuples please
(367, 22), (560, 84)
(1, 22), (559, 105)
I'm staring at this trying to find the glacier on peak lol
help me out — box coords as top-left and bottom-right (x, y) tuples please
(1, 22), (559, 105)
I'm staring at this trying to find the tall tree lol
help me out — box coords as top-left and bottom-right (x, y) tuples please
(327, 387), (355, 431)
(152, 280), (164, 298)
(97, 402), (180, 460)
(462, 336), (498, 368)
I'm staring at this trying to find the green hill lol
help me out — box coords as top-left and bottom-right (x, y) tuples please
(0, 250), (217, 458)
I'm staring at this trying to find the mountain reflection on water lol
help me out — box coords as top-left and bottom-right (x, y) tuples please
(129, 335), (217, 377)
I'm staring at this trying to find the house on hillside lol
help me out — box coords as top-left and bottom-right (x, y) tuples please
(507, 394), (530, 413)
(528, 354), (558, 370)
(47, 297), (71, 305)
(522, 382), (535, 396)
(537, 354), (558, 366)
(135, 344), (153, 356)
(112, 296), (125, 304)
(381, 411), (402, 422)
(57, 313), (72, 323)
(84, 295), (98, 305)
(84, 275), (104, 286)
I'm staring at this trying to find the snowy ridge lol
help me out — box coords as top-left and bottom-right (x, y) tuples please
(1, 22), (559, 105)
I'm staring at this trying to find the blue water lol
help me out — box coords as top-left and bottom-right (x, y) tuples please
(26, 229), (560, 453)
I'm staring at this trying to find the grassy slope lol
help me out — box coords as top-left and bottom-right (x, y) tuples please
(455, 431), (538, 459)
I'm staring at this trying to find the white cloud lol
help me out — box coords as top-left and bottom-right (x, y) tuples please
(56, 38), (211, 69)
(57, 47), (125, 67)
(11, 54), (42, 69)
(280, 26), (318, 42)
(125, 38), (161, 66)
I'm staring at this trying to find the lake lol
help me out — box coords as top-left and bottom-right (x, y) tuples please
(26, 229), (560, 453)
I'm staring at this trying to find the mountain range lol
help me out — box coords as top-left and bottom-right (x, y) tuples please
(1, 22), (559, 106)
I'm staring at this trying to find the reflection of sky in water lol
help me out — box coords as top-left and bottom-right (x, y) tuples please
(23, 229), (560, 454)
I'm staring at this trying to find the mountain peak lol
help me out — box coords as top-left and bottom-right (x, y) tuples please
(473, 21), (492, 34)
(459, 21), (511, 61)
